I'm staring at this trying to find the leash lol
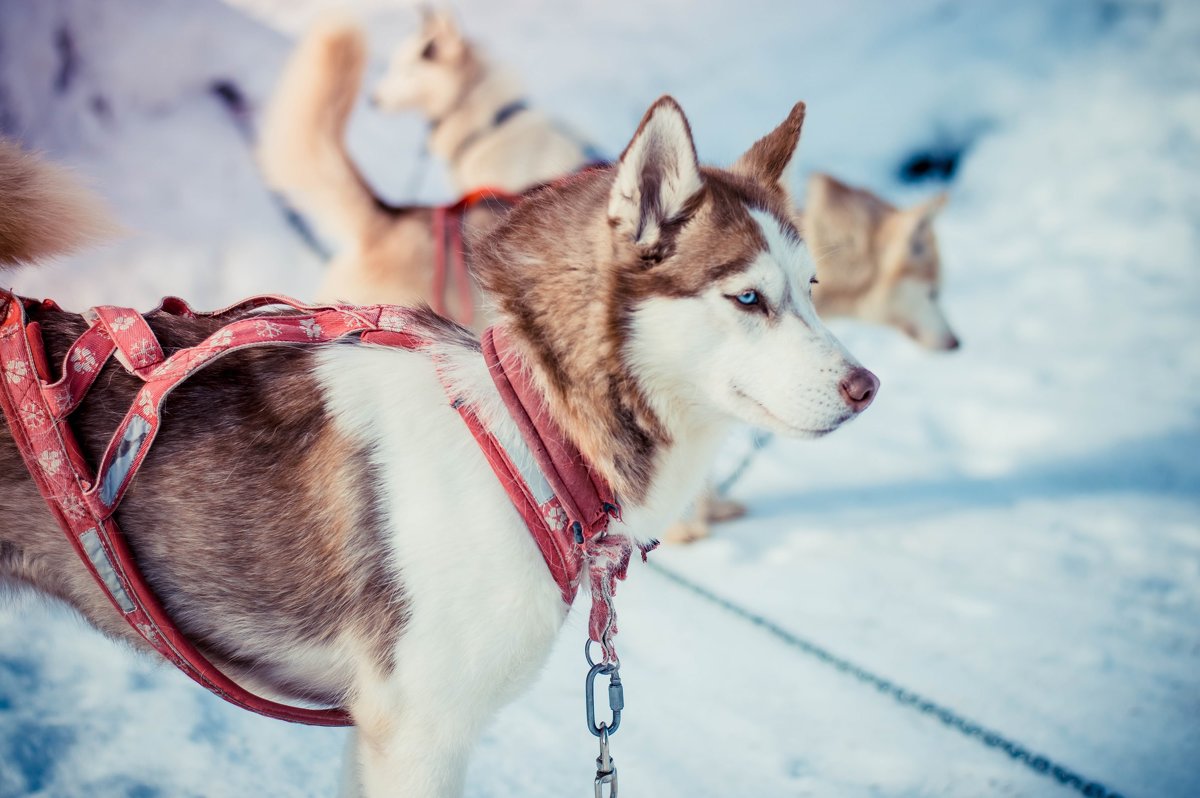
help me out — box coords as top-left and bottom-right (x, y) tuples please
(646, 560), (1129, 798)
(209, 80), (332, 260)
(405, 136), (432, 199)
(715, 429), (775, 496)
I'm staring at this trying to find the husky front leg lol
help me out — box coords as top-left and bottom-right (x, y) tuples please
(351, 699), (477, 798)
(338, 729), (365, 798)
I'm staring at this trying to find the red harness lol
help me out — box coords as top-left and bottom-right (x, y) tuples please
(0, 292), (634, 725)
(429, 188), (520, 326)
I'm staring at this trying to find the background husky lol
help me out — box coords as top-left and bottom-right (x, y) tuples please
(258, 14), (505, 319)
(2, 94), (876, 797)
(806, 173), (957, 351)
(370, 8), (590, 194)
(261, 15), (959, 344)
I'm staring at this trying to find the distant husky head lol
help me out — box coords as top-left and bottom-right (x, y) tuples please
(370, 7), (479, 118)
(806, 173), (958, 350)
(475, 98), (877, 497)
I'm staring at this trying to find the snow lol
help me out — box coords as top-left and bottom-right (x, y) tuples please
(1, 0), (1198, 796)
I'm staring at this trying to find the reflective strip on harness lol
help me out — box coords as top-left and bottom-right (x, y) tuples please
(80, 528), (134, 613)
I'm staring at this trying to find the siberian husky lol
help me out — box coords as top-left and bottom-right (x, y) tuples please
(370, 7), (590, 194)
(1, 95), (876, 797)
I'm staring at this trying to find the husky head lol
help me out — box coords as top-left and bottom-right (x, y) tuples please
(475, 98), (877, 497)
(616, 102), (878, 440)
(806, 174), (958, 351)
(370, 8), (477, 118)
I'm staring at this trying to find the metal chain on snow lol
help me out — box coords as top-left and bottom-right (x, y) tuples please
(715, 429), (775, 496)
(646, 560), (1129, 798)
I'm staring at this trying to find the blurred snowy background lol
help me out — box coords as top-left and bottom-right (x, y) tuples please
(1, 0), (1198, 796)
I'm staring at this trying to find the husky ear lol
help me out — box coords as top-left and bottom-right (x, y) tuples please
(421, 7), (465, 59)
(733, 102), (806, 194)
(608, 96), (704, 256)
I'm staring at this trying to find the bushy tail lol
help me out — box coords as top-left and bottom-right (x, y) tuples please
(0, 138), (113, 268)
(257, 16), (389, 249)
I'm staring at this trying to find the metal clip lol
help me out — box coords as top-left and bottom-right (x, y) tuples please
(594, 724), (618, 798)
(585, 660), (622, 737)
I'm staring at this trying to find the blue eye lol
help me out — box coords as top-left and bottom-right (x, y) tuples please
(735, 290), (759, 306)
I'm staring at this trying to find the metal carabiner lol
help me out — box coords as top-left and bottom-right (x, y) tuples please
(585, 660), (623, 737)
(594, 724), (618, 798)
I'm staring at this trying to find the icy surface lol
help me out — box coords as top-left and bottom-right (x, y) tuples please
(1, 0), (1198, 796)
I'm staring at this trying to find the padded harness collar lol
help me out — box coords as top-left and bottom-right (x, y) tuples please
(0, 292), (639, 725)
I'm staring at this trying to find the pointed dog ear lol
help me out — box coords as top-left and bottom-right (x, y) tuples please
(733, 102), (806, 194)
(420, 6), (464, 59)
(608, 96), (704, 254)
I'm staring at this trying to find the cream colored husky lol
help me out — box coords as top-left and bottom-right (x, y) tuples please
(370, 8), (589, 194)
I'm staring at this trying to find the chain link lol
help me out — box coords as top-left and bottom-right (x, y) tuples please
(715, 430), (775, 496)
(647, 560), (1129, 798)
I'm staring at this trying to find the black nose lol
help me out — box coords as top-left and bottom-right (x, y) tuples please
(839, 367), (879, 413)
(944, 335), (961, 351)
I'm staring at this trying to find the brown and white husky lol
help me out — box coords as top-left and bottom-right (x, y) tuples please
(2, 95), (875, 796)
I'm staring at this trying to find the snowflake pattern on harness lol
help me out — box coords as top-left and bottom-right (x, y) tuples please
(544, 503), (569, 533)
(59, 494), (86, 520)
(206, 328), (233, 349)
(4, 359), (28, 384)
(110, 315), (136, 332)
(255, 320), (283, 339)
(129, 339), (158, 367)
(300, 318), (322, 339)
(71, 347), (97, 374)
(38, 450), (64, 476)
(339, 311), (368, 329)
(138, 387), (156, 419)
(20, 400), (47, 428)
(379, 311), (407, 332)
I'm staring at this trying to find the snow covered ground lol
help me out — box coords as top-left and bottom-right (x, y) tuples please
(1, 0), (1198, 796)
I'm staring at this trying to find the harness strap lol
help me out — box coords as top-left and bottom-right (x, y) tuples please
(0, 294), (404, 726)
(481, 326), (635, 662)
(87, 305), (165, 375)
(432, 189), (522, 327)
(1, 290), (642, 721)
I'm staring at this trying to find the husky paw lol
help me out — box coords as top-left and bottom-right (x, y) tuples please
(663, 520), (711, 545)
(705, 497), (747, 523)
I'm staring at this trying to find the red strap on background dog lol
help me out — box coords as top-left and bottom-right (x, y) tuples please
(431, 189), (521, 327)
